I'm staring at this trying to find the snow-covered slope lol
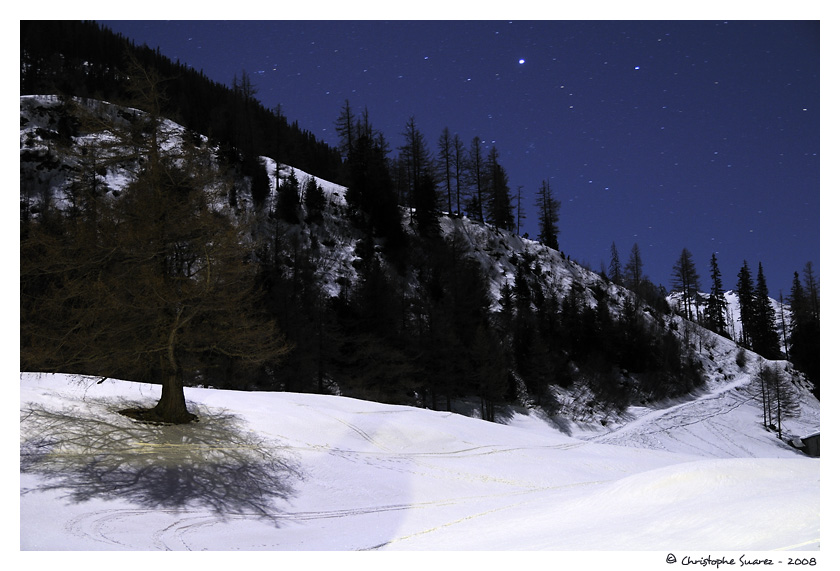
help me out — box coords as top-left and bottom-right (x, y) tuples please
(20, 372), (818, 551)
(20, 94), (820, 554)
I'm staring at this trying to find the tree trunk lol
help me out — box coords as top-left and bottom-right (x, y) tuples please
(152, 372), (197, 424)
(120, 318), (197, 424)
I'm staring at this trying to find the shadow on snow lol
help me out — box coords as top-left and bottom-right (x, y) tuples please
(20, 397), (302, 524)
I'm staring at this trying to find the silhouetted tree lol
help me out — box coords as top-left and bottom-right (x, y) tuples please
(486, 146), (514, 230)
(398, 116), (435, 222)
(437, 127), (455, 214)
(21, 62), (288, 423)
(624, 243), (644, 294)
(736, 261), (756, 349)
(277, 170), (301, 224)
(706, 253), (728, 336)
(751, 263), (781, 359)
(608, 242), (623, 285)
(302, 175), (326, 223)
(466, 136), (486, 221)
(535, 179), (560, 249)
(672, 248), (700, 321)
(789, 265), (819, 396)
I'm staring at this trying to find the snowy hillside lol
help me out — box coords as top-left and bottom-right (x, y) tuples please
(20, 371), (818, 551)
(667, 289), (793, 348)
(20, 94), (821, 553)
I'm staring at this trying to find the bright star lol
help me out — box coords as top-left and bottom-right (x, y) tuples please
(519, 59), (525, 64)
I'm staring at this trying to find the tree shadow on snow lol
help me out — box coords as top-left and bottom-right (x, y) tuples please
(20, 398), (302, 524)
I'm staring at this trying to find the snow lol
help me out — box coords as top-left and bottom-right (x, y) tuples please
(19, 94), (825, 562)
(20, 372), (819, 556)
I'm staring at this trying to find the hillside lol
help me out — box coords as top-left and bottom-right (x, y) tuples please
(19, 93), (821, 553)
(20, 94), (817, 422)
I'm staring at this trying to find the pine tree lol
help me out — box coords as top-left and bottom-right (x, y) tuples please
(345, 118), (403, 247)
(752, 262), (781, 358)
(486, 147), (514, 230)
(736, 261), (756, 349)
(608, 242), (623, 285)
(276, 170), (301, 224)
(624, 243), (644, 293)
(515, 185), (527, 235)
(452, 133), (467, 215)
(398, 116), (435, 222)
(437, 127), (455, 214)
(535, 179), (560, 249)
(671, 248), (700, 321)
(415, 172), (440, 236)
(706, 253), (728, 336)
(335, 99), (355, 159)
(466, 136), (486, 221)
(789, 266), (819, 395)
(302, 175), (326, 223)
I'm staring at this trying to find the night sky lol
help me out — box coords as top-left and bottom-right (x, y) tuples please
(99, 20), (820, 299)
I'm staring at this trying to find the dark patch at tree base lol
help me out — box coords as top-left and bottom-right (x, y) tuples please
(118, 407), (198, 425)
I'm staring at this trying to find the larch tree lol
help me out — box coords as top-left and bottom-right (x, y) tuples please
(535, 179), (560, 250)
(671, 248), (700, 321)
(486, 146), (514, 231)
(706, 253), (728, 336)
(452, 133), (467, 215)
(515, 185), (526, 236)
(20, 60), (289, 424)
(736, 261), (757, 349)
(789, 266), (820, 396)
(437, 127), (455, 215)
(398, 116), (435, 225)
(335, 99), (355, 159)
(608, 242), (623, 285)
(751, 262), (781, 359)
(624, 243), (644, 294)
(467, 136), (486, 222)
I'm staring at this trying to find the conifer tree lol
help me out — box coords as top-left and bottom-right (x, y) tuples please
(452, 133), (467, 215)
(277, 170), (301, 224)
(398, 116), (435, 221)
(467, 136), (486, 221)
(706, 253), (728, 336)
(671, 248), (700, 321)
(736, 261), (757, 349)
(608, 242), (623, 285)
(752, 262), (781, 358)
(344, 117), (403, 248)
(335, 99), (355, 159)
(486, 147), (514, 230)
(624, 243), (644, 293)
(437, 127), (455, 214)
(302, 175), (326, 223)
(535, 179), (560, 249)
(21, 61), (288, 423)
(515, 185), (527, 235)
(789, 266), (820, 396)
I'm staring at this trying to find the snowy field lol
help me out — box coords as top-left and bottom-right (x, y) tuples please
(20, 370), (820, 561)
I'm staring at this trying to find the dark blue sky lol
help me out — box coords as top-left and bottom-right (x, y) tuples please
(100, 20), (820, 299)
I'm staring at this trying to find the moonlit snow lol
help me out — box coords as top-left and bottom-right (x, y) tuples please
(20, 368), (818, 553)
(19, 94), (820, 559)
